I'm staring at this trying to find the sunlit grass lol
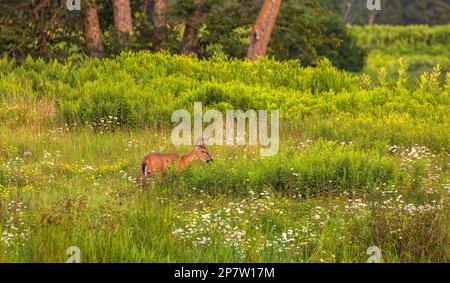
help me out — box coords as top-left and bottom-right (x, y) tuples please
(0, 52), (449, 262)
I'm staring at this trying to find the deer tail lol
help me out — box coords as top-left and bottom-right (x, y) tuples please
(141, 161), (148, 177)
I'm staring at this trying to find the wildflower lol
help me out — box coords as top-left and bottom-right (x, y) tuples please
(82, 165), (94, 171)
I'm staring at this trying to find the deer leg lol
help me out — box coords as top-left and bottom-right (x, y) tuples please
(160, 164), (170, 182)
(140, 171), (152, 186)
(140, 162), (153, 186)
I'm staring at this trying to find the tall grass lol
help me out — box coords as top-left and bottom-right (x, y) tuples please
(0, 51), (449, 262)
(351, 25), (450, 50)
(1, 52), (449, 148)
(351, 25), (450, 78)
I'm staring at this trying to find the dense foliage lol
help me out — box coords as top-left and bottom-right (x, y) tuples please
(320, 0), (450, 26)
(0, 13), (449, 263)
(1, 51), (449, 151)
(352, 25), (450, 49)
(0, 51), (449, 262)
(351, 25), (450, 78)
(0, 0), (366, 71)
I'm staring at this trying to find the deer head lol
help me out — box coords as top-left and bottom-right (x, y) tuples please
(194, 137), (213, 163)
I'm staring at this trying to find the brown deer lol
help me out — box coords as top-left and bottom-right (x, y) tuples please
(141, 138), (213, 178)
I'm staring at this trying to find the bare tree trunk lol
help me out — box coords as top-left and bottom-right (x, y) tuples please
(112, 0), (133, 47)
(240, 0), (251, 23)
(341, 0), (355, 24)
(246, 0), (282, 60)
(154, 0), (167, 28)
(153, 0), (167, 50)
(82, 0), (104, 58)
(180, 0), (204, 55)
(143, 0), (154, 22)
(368, 12), (377, 25)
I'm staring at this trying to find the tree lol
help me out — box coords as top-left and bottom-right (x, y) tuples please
(400, 0), (450, 25)
(112, 0), (133, 47)
(247, 0), (282, 60)
(368, 11), (377, 25)
(177, 0), (365, 71)
(153, 0), (167, 29)
(180, 0), (205, 55)
(269, 0), (366, 71)
(153, 0), (167, 50)
(320, 0), (450, 26)
(143, 0), (155, 21)
(341, 0), (354, 23)
(82, 0), (104, 58)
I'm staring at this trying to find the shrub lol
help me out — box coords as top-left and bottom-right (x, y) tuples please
(180, 141), (401, 196)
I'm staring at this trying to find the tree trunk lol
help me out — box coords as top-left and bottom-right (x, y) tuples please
(341, 0), (355, 24)
(153, 0), (167, 50)
(30, 0), (50, 55)
(368, 12), (377, 25)
(180, 0), (204, 55)
(82, 0), (104, 58)
(240, 0), (251, 23)
(143, 0), (154, 22)
(112, 0), (133, 47)
(247, 0), (282, 60)
(153, 0), (167, 28)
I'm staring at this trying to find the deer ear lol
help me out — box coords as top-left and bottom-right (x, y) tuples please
(195, 136), (203, 146)
(201, 136), (211, 145)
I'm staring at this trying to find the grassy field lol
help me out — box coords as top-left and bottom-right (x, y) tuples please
(0, 48), (449, 262)
(351, 25), (450, 79)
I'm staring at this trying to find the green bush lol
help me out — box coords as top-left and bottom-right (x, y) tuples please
(270, 0), (366, 72)
(0, 51), (448, 150)
(179, 141), (401, 195)
(351, 25), (450, 78)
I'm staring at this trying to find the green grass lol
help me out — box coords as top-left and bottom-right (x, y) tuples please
(0, 51), (449, 262)
(351, 25), (450, 79)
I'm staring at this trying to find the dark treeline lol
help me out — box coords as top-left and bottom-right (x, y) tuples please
(0, 0), (365, 71)
(320, 0), (450, 26)
(0, 0), (448, 71)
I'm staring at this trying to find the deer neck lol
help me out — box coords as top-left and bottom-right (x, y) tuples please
(177, 150), (197, 171)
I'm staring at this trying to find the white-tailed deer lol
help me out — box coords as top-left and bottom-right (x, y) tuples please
(141, 138), (213, 178)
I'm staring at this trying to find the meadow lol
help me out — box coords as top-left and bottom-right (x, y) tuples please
(351, 25), (450, 79)
(0, 45), (449, 261)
